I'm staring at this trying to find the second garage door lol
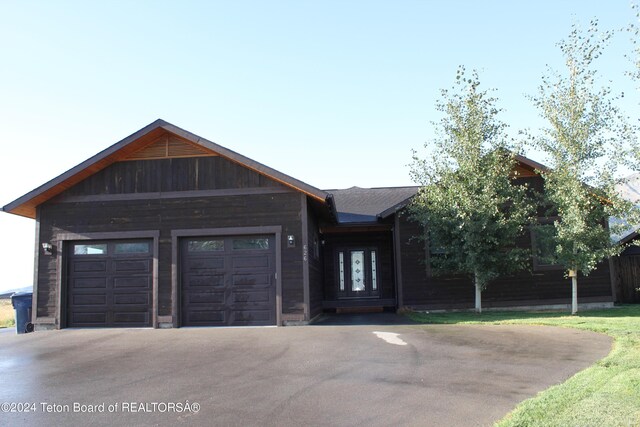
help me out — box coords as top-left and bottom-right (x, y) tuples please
(181, 235), (276, 326)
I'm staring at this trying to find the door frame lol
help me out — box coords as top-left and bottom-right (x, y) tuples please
(335, 246), (381, 299)
(56, 230), (160, 329)
(171, 226), (283, 328)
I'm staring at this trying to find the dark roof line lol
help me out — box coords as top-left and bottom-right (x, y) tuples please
(619, 230), (639, 246)
(378, 194), (418, 219)
(2, 119), (167, 215)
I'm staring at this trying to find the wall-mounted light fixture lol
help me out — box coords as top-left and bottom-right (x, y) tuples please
(42, 243), (54, 255)
(287, 235), (295, 248)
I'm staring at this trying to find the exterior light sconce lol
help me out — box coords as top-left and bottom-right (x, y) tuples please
(287, 235), (295, 248)
(42, 243), (54, 255)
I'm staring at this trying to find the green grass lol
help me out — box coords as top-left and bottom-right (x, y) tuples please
(0, 299), (15, 328)
(408, 305), (640, 427)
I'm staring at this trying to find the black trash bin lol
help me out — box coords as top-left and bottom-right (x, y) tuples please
(11, 292), (33, 334)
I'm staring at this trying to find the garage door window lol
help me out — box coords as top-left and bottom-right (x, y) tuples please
(73, 243), (107, 255)
(188, 239), (224, 252)
(114, 242), (150, 254)
(232, 238), (269, 250)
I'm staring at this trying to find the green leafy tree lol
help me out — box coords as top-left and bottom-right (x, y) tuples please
(628, 4), (640, 163)
(529, 20), (637, 314)
(410, 67), (535, 313)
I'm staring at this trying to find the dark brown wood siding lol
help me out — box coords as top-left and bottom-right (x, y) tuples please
(59, 156), (285, 197)
(398, 210), (614, 309)
(612, 247), (640, 303)
(322, 231), (395, 304)
(35, 157), (305, 321)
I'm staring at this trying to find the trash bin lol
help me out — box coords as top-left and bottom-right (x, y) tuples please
(11, 292), (33, 334)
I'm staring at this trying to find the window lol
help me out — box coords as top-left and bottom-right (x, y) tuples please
(73, 243), (107, 255)
(532, 222), (562, 270)
(232, 238), (269, 250)
(114, 242), (150, 254)
(188, 239), (224, 252)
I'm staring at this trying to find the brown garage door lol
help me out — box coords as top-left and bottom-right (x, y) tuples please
(67, 240), (153, 327)
(181, 235), (276, 326)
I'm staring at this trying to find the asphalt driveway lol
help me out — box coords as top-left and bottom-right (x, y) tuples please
(0, 323), (611, 427)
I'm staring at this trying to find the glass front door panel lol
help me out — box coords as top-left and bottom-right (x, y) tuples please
(337, 248), (379, 298)
(350, 250), (365, 292)
(339, 252), (345, 291)
(371, 250), (377, 291)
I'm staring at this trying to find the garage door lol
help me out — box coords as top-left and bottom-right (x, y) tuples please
(67, 240), (153, 327)
(181, 235), (276, 326)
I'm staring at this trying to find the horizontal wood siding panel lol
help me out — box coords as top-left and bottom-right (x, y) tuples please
(322, 230), (395, 303)
(60, 156), (285, 197)
(37, 192), (303, 319)
(398, 211), (614, 309)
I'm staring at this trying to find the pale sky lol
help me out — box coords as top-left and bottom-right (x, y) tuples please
(0, 1), (638, 292)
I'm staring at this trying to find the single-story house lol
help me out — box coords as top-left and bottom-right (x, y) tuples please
(2, 120), (616, 330)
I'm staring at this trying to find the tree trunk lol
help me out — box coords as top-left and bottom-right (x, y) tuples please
(571, 273), (578, 315)
(474, 272), (482, 314)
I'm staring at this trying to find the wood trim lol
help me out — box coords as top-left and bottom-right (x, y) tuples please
(32, 207), (41, 323)
(320, 224), (393, 234)
(52, 187), (292, 204)
(152, 235), (159, 328)
(56, 230), (162, 241)
(394, 214), (404, 308)
(54, 230), (161, 328)
(301, 195), (310, 321)
(171, 226), (284, 327)
(55, 239), (64, 329)
(275, 230), (283, 326)
(171, 233), (179, 328)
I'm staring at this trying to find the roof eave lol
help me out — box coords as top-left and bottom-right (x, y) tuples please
(378, 195), (416, 219)
(619, 231), (639, 246)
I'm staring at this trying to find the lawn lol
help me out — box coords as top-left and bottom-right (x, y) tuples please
(408, 305), (640, 427)
(0, 299), (15, 328)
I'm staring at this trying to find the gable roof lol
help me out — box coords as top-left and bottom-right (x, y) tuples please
(326, 186), (420, 223)
(2, 119), (330, 219)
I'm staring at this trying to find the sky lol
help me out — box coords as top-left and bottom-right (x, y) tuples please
(0, 1), (638, 293)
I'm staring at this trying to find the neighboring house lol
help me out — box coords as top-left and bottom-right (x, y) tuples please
(612, 232), (640, 303)
(612, 174), (640, 303)
(2, 120), (616, 330)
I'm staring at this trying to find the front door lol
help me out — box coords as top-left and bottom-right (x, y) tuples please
(336, 248), (380, 298)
